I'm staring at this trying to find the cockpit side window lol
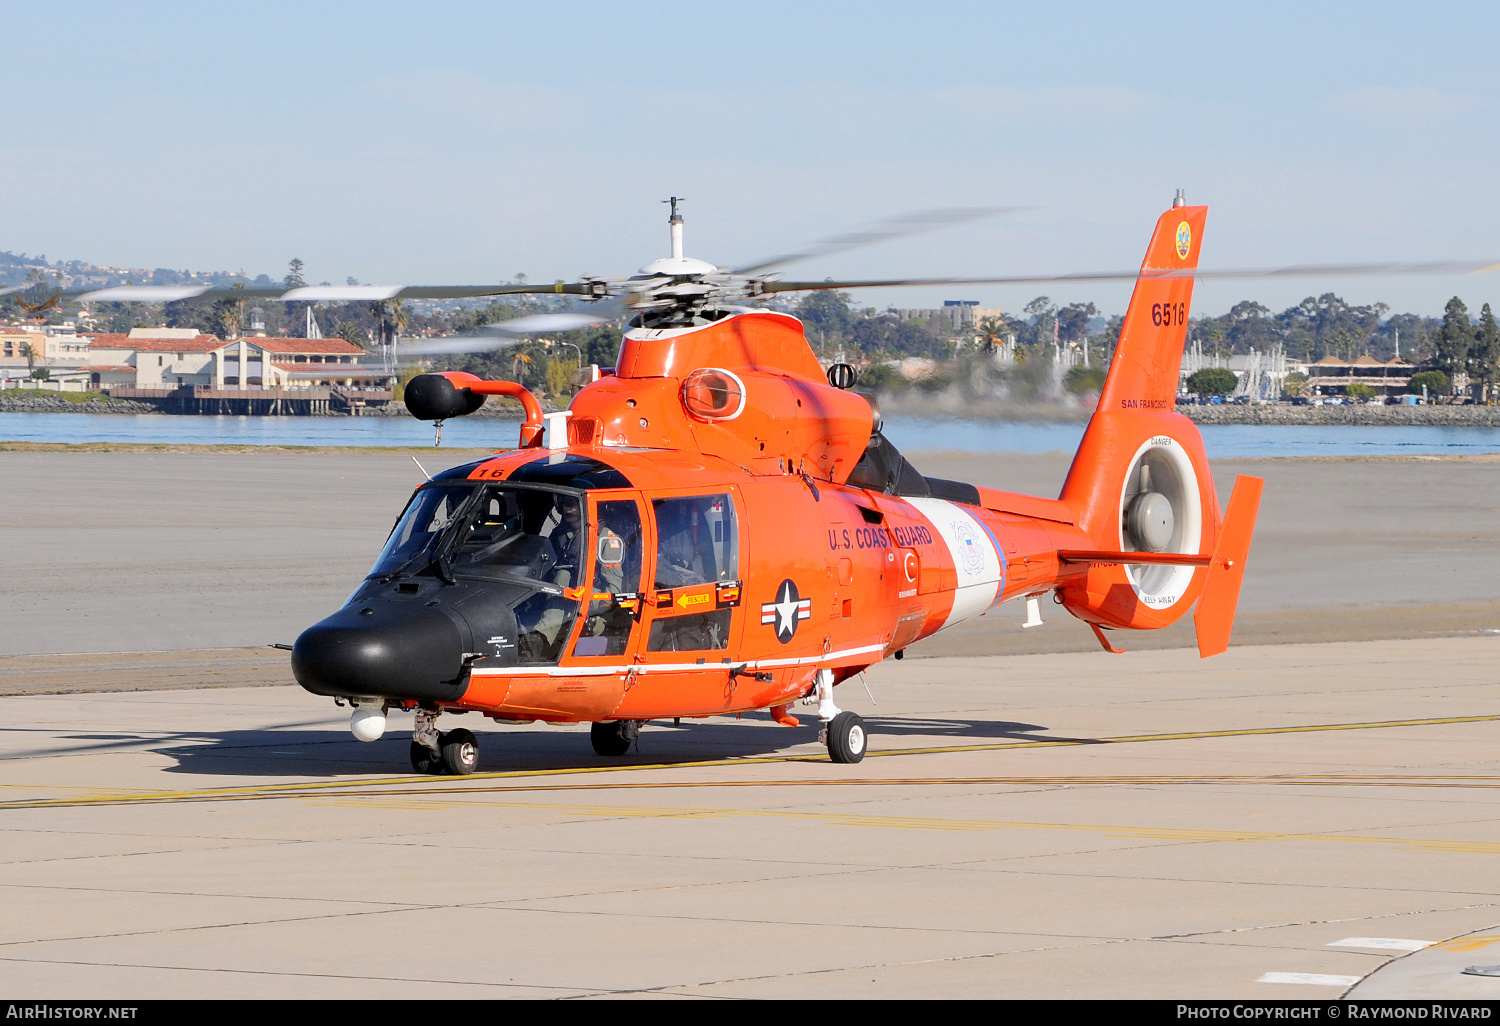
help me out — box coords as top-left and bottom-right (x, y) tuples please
(572, 499), (643, 658)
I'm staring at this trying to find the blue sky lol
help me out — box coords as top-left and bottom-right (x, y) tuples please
(9, 1), (1500, 316)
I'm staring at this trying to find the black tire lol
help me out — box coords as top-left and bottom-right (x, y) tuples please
(410, 740), (441, 774)
(591, 721), (633, 757)
(826, 711), (867, 764)
(440, 728), (479, 775)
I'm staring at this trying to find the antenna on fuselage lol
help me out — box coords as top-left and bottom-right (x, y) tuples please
(663, 196), (685, 259)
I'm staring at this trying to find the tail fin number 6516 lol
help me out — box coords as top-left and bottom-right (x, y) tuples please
(1151, 302), (1186, 327)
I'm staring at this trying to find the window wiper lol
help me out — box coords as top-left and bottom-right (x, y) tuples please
(452, 568), (564, 596)
(431, 550), (457, 585)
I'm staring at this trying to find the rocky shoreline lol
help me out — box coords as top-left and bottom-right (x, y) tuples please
(0, 392), (158, 415)
(1180, 403), (1500, 427)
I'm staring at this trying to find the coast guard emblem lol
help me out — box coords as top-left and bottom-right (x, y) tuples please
(1175, 221), (1192, 260)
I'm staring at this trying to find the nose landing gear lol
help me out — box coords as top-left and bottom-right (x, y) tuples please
(408, 708), (479, 775)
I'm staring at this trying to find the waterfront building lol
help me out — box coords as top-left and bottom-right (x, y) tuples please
(1299, 354), (1414, 397)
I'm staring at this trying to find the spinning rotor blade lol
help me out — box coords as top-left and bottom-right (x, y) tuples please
(283, 366), (401, 380)
(396, 310), (619, 357)
(762, 260), (1500, 293)
(61, 281), (598, 305)
(478, 311), (616, 335)
(395, 336), (527, 357)
(733, 206), (1021, 276)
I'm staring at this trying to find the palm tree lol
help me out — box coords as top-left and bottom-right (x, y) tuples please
(976, 316), (1008, 354)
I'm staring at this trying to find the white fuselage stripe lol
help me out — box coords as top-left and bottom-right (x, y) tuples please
(468, 642), (888, 680)
(903, 497), (1005, 631)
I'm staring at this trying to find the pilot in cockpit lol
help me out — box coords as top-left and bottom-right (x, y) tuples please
(548, 496), (584, 587)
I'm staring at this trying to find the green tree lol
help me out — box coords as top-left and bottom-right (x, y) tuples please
(857, 363), (904, 394)
(1186, 367), (1238, 396)
(1471, 303), (1500, 401)
(1023, 296), (1056, 346)
(1063, 364), (1106, 394)
(336, 321), (367, 348)
(1434, 296), (1471, 384)
(544, 358), (579, 397)
(794, 290), (854, 351)
(208, 282), (246, 340)
(1056, 302), (1098, 342)
(283, 259), (306, 289)
(1346, 382), (1376, 403)
(1408, 369), (1449, 399)
(1282, 370), (1308, 397)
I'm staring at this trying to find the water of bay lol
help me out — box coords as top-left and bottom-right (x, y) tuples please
(3, 411), (1500, 458)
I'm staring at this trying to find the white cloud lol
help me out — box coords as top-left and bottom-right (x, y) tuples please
(1326, 86), (1484, 123)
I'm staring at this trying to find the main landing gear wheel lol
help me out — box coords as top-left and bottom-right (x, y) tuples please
(440, 728), (479, 775)
(409, 729), (479, 775)
(591, 720), (637, 757)
(826, 711), (867, 764)
(410, 740), (440, 775)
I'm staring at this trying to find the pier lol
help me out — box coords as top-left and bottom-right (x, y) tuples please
(106, 384), (393, 415)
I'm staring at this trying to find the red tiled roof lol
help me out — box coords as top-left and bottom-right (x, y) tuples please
(254, 337), (363, 355)
(86, 334), (223, 352)
(77, 365), (135, 372)
(271, 360), (360, 370)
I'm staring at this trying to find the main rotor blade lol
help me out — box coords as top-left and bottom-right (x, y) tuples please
(395, 335), (527, 357)
(477, 311), (617, 335)
(733, 206), (1022, 277)
(761, 259), (1500, 293)
(66, 282), (598, 304)
(282, 366), (399, 380)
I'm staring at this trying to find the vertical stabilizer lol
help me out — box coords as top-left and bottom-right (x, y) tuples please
(1095, 202), (1208, 412)
(1055, 198), (1222, 636)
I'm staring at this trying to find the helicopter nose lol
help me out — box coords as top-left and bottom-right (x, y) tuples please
(292, 602), (467, 702)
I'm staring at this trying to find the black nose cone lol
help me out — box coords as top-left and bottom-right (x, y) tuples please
(292, 602), (466, 702)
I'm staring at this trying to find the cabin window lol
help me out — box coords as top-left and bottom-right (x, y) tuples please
(651, 494), (737, 586)
(646, 494), (738, 652)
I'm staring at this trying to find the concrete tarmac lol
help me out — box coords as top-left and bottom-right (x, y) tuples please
(2, 637), (1499, 998)
(2, 446), (1500, 998)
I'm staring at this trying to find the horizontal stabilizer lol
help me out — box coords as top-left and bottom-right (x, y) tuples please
(1058, 549), (1210, 567)
(1193, 475), (1265, 658)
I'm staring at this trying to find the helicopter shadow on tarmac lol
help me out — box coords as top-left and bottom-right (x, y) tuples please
(152, 712), (1052, 779)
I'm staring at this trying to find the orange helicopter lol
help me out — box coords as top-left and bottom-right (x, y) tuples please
(285, 192), (1265, 773)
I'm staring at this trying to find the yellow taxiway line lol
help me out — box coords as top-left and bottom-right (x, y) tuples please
(2, 711), (1497, 812)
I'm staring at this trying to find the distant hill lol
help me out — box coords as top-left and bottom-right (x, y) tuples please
(0, 250), (271, 290)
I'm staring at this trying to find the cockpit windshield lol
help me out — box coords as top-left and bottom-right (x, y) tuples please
(371, 484), (471, 577)
(371, 483), (586, 591)
(448, 487), (584, 587)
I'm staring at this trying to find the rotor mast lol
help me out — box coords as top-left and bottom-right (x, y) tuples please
(665, 196), (685, 259)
